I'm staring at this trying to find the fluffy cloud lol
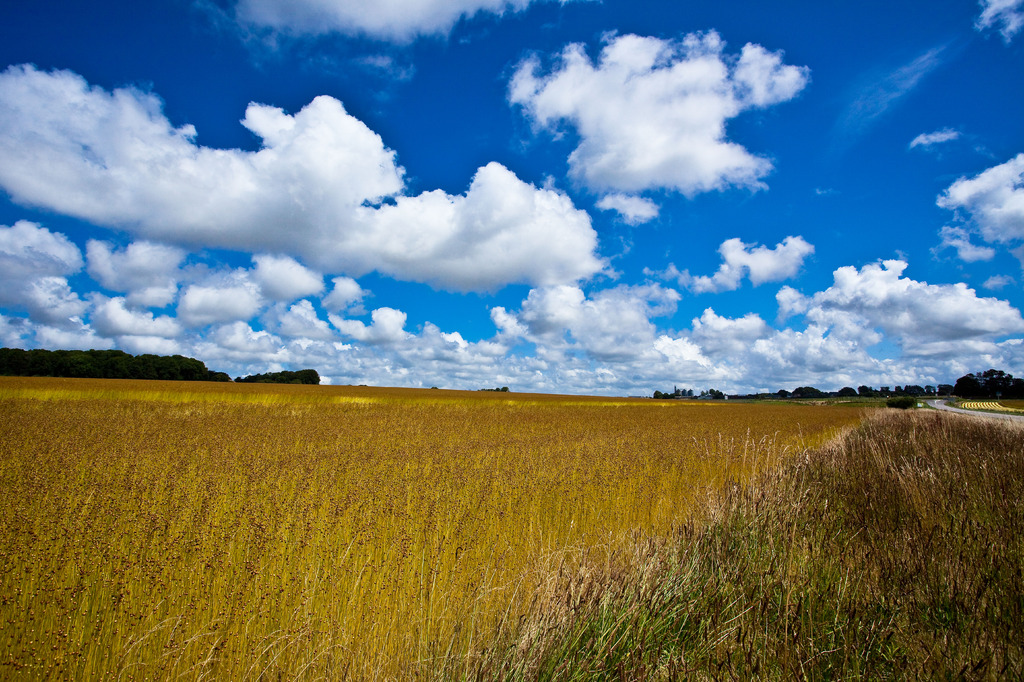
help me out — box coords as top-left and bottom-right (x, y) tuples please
(909, 128), (960, 149)
(502, 284), (680, 361)
(252, 254), (324, 301)
(232, 0), (537, 41)
(935, 226), (995, 262)
(268, 300), (335, 340)
(34, 320), (113, 351)
(977, 0), (1024, 41)
(0, 64), (402, 249)
(363, 162), (603, 290)
(690, 308), (771, 357)
(0, 65), (602, 292)
(745, 325), (878, 384)
(0, 221), (86, 327)
(178, 274), (264, 327)
(330, 307), (411, 345)
(198, 322), (289, 365)
(322, 276), (367, 313)
(779, 260), (1024, 348)
(938, 154), (1024, 244)
(22, 278), (89, 328)
(595, 194), (660, 224)
(3, 223), (1021, 396)
(86, 240), (185, 308)
(0, 220), (83, 283)
(675, 236), (814, 293)
(91, 296), (183, 338)
(509, 31), (809, 197)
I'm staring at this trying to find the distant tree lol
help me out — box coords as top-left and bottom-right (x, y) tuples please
(837, 387), (858, 397)
(924, 385), (936, 396)
(791, 386), (825, 399)
(1012, 378), (1024, 398)
(937, 384), (954, 396)
(776, 389), (791, 398)
(237, 369), (321, 385)
(954, 374), (985, 398)
(903, 385), (925, 397)
(708, 388), (725, 400)
(952, 369), (1024, 398)
(295, 369), (321, 385)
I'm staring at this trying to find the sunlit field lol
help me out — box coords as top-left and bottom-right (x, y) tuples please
(0, 377), (866, 679)
(959, 400), (1024, 413)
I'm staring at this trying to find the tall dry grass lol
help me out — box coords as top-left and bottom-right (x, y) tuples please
(0, 377), (860, 680)
(480, 409), (1024, 680)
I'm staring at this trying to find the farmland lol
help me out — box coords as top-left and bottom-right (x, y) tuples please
(0, 377), (864, 679)
(958, 401), (1024, 413)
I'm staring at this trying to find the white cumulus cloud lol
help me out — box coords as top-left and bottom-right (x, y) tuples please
(0, 221), (86, 328)
(0, 64), (402, 250)
(252, 254), (324, 301)
(779, 260), (1024, 348)
(935, 225), (996, 262)
(91, 296), (183, 338)
(361, 162), (604, 290)
(268, 300), (335, 340)
(938, 154), (1024, 244)
(507, 283), (680, 361)
(330, 307), (411, 345)
(233, 0), (539, 42)
(322, 276), (367, 313)
(509, 31), (809, 196)
(86, 240), (186, 308)
(22, 278), (89, 328)
(679, 236), (814, 293)
(595, 194), (660, 224)
(0, 65), (602, 293)
(178, 274), (264, 327)
(0, 220), (83, 282)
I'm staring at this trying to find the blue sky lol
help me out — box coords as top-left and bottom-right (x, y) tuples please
(1, 0), (1023, 395)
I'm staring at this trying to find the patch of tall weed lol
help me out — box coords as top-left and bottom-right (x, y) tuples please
(479, 410), (1024, 680)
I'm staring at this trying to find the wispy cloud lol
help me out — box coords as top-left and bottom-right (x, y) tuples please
(834, 46), (947, 151)
(977, 0), (1024, 42)
(909, 127), (960, 150)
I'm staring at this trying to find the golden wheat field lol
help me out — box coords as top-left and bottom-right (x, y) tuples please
(0, 377), (867, 680)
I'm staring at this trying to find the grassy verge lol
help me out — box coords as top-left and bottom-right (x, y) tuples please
(473, 409), (1024, 680)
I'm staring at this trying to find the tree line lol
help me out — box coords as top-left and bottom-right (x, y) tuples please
(235, 369), (320, 385)
(952, 369), (1024, 398)
(653, 370), (1024, 401)
(0, 347), (322, 386)
(0, 347), (230, 382)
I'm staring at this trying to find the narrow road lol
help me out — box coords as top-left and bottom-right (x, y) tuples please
(927, 399), (1024, 423)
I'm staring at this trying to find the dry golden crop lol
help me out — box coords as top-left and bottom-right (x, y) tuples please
(0, 377), (867, 680)
(959, 401), (1024, 413)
